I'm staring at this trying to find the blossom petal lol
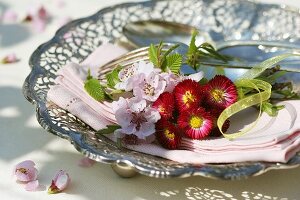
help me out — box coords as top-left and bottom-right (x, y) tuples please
(15, 168), (38, 182)
(15, 160), (35, 169)
(25, 180), (40, 191)
(112, 97), (127, 113)
(14, 160), (38, 182)
(115, 109), (132, 126)
(113, 97), (159, 140)
(128, 98), (146, 113)
(32, 18), (46, 32)
(160, 71), (179, 92)
(121, 123), (136, 135)
(1, 9), (18, 23)
(78, 157), (96, 168)
(145, 107), (161, 123)
(133, 72), (166, 102)
(137, 122), (156, 138)
(48, 170), (70, 194)
(1, 53), (19, 64)
(137, 61), (156, 76)
(37, 6), (47, 20)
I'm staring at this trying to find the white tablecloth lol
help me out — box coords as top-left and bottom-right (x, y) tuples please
(1, 0), (300, 199)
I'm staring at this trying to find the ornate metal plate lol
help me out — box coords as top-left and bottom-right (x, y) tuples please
(23, 0), (300, 179)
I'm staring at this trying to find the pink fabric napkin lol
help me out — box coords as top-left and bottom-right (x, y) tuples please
(47, 43), (300, 164)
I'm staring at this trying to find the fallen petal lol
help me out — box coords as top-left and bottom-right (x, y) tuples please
(32, 18), (46, 32)
(37, 6), (48, 20)
(1, 53), (19, 64)
(15, 167), (38, 182)
(48, 170), (70, 194)
(15, 160), (35, 169)
(1, 9), (18, 23)
(24, 4), (49, 28)
(14, 160), (38, 182)
(26, 4), (48, 19)
(25, 180), (39, 191)
(78, 157), (96, 168)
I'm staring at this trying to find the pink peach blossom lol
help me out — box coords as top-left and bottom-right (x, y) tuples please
(115, 61), (157, 91)
(48, 170), (71, 194)
(1, 53), (19, 64)
(14, 160), (38, 182)
(133, 72), (166, 102)
(112, 97), (160, 139)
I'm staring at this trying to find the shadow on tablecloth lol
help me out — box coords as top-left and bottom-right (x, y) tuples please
(0, 86), (54, 160)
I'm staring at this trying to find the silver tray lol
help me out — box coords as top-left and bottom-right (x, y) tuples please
(23, 0), (300, 179)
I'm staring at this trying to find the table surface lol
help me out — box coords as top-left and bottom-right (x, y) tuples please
(1, 0), (300, 199)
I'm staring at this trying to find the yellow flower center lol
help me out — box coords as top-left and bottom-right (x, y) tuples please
(189, 116), (203, 129)
(211, 89), (225, 103)
(164, 129), (175, 140)
(143, 83), (155, 96)
(182, 91), (195, 105)
(158, 105), (165, 113)
(17, 168), (28, 174)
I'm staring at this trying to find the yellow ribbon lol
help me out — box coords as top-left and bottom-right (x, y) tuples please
(217, 53), (300, 140)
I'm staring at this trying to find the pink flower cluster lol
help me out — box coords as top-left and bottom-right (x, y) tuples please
(112, 61), (203, 142)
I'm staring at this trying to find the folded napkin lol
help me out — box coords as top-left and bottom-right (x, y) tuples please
(47, 43), (300, 164)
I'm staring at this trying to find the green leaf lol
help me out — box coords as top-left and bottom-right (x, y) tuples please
(161, 44), (180, 71)
(117, 138), (123, 148)
(96, 125), (121, 135)
(84, 78), (105, 101)
(188, 29), (198, 55)
(186, 29), (199, 70)
(166, 53), (182, 74)
(198, 78), (208, 85)
(86, 68), (93, 80)
(161, 59), (168, 72)
(261, 101), (285, 117)
(266, 71), (287, 84)
(163, 44), (180, 58)
(274, 89), (300, 99)
(199, 43), (228, 62)
(106, 65), (122, 88)
(148, 44), (159, 67)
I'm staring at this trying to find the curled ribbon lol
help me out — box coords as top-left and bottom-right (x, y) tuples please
(217, 53), (300, 140)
